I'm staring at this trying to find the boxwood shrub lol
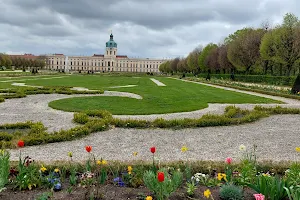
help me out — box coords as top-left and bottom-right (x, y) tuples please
(1, 106), (300, 149)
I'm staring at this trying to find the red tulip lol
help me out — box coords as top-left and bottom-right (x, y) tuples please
(157, 172), (164, 182)
(225, 157), (233, 164)
(150, 146), (156, 154)
(17, 140), (24, 148)
(85, 145), (92, 153)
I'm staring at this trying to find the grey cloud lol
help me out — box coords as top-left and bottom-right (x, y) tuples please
(6, 0), (268, 29)
(1, 0), (300, 58)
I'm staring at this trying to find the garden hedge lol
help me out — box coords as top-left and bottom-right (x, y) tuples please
(196, 74), (296, 86)
(1, 106), (300, 149)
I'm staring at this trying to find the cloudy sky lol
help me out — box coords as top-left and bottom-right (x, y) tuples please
(0, 0), (299, 59)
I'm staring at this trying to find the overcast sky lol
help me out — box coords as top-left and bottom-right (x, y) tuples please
(0, 0), (299, 59)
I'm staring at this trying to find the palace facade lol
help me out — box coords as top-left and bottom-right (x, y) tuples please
(45, 33), (165, 73)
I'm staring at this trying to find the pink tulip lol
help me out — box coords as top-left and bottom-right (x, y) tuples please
(254, 194), (265, 200)
(225, 157), (233, 164)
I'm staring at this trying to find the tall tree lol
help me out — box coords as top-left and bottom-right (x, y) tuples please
(170, 57), (180, 72)
(198, 43), (218, 72)
(218, 44), (234, 73)
(205, 47), (220, 73)
(187, 46), (202, 73)
(177, 58), (188, 72)
(0, 53), (12, 68)
(224, 28), (252, 45)
(260, 13), (300, 76)
(227, 28), (265, 73)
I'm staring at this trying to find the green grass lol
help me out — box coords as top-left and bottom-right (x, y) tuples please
(32, 75), (281, 115)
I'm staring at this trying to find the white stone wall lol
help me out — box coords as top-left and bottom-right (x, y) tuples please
(46, 55), (165, 73)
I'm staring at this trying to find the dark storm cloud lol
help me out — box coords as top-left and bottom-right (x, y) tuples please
(1, 0), (300, 58)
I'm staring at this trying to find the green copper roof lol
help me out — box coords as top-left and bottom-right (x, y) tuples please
(106, 33), (117, 48)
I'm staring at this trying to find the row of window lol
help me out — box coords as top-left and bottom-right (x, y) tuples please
(48, 58), (162, 64)
(48, 62), (160, 69)
(52, 66), (159, 72)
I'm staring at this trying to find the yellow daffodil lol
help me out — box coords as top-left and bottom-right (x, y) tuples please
(181, 145), (188, 152)
(68, 152), (73, 157)
(133, 152), (138, 156)
(40, 166), (47, 172)
(145, 196), (153, 200)
(102, 160), (107, 165)
(217, 173), (227, 181)
(296, 147), (300, 152)
(97, 160), (101, 165)
(204, 189), (211, 198)
(54, 168), (60, 173)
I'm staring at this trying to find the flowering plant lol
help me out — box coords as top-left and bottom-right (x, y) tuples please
(143, 168), (182, 200)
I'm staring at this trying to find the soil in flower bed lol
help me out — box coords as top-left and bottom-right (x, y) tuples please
(0, 183), (258, 200)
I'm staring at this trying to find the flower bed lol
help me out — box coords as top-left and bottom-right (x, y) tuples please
(1, 143), (300, 199)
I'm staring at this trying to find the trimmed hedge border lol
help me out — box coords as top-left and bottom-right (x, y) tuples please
(185, 77), (300, 101)
(1, 106), (300, 149)
(0, 86), (104, 103)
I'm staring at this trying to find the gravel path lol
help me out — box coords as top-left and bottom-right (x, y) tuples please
(7, 114), (300, 163)
(0, 91), (142, 132)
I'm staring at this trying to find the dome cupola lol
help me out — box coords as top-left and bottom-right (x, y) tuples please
(106, 32), (117, 48)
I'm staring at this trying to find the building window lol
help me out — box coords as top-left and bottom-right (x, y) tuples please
(108, 61), (110, 67)
(107, 51), (108, 55)
(110, 51), (112, 55)
(71, 61), (72, 65)
(114, 51), (115, 55)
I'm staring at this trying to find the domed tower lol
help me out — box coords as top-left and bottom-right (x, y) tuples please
(105, 32), (117, 58)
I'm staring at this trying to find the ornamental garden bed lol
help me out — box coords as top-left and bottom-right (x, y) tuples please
(0, 143), (299, 200)
(0, 183), (257, 200)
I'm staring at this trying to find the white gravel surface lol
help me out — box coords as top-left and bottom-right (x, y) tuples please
(150, 78), (166, 86)
(7, 115), (300, 163)
(0, 91), (142, 132)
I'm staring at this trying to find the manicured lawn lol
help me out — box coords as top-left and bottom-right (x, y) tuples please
(39, 75), (281, 115)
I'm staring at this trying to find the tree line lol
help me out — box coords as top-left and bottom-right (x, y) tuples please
(159, 13), (300, 77)
(0, 53), (46, 71)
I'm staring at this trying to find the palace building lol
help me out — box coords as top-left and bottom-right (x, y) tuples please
(45, 33), (165, 73)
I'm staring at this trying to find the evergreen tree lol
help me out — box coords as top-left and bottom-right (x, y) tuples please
(291, 73), (300, 94)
